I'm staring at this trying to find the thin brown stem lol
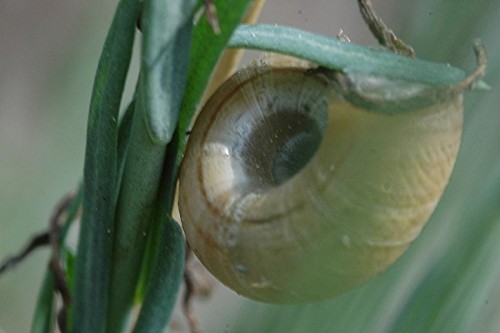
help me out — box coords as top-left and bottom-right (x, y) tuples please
(0, 193), (77, 278)
(0, 232), (51, 275)
(0, 192), (77, 331)
(358, 0), (415, 57)
(48, 192), (76, 333)
(445, 39), (488, 97)
(458, 40), (488, 90)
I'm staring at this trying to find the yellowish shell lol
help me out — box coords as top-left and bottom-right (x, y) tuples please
(178, 60), (463, 303)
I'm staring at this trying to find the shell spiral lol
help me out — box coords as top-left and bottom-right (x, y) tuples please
(178, 61), (463, 303)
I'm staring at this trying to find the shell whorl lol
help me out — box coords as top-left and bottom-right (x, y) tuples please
(178, 60), (463, 303)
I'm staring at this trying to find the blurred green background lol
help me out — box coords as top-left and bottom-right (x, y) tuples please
(0, 1), (498, 332)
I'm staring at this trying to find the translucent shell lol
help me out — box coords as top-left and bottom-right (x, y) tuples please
(178, 61), (463, 303)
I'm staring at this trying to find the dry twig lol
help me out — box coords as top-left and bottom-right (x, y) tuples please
(358, 0), (415, 57)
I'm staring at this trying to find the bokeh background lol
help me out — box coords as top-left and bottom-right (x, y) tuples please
(1, 1), (498, 332)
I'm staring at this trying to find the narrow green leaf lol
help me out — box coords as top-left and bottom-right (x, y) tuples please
(117, 99), (136, 184)
(228, 24), (467, 86)
(106, 0), (197, 330)
(107, 107), (169, 333)
(140, 0), (199, 144)
(133, 217), (185, 333)
(132, 1), (253, 324)
(31, 188), (83, 333)
(30, 274), (55, 333)
(133, 132), (180, 303)
(72, 0), (140, 331)
(31, 97), (136, 333)
(176, 0), (253, 166)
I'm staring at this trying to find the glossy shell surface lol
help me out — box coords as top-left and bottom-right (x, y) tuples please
(178, 63), (463, 303)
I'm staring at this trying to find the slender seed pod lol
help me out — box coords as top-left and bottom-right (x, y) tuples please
(178, 58), (464, 303)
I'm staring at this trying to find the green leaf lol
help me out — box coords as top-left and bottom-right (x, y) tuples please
(30, 274), (55, 333)
(116, 99), (136, 185)
(132, 0), (253, 325)
(107, 111), (169, 332)
(133, 133), (181, 303)
(106, 0), (197, 331)
(229, 24), (467, 86)
(132, 217), (185, 333)
(31, 188), (83, 333)
(31, 101), (136, 333)
(176, 0), (253, 166)
(140, 0), (198, 144)
(72, 0), (140, 331)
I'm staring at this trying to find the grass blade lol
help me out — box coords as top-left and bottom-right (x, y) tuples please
(30, 274), (55, 333)
(106, 1), (197, 331)
(31, 188), (83, 333)
(140, 0), (198, 144)
(132, 217), (185, 333)
(229, 24), (467, 86)
(176, 0), (253, 166)
(72, 0), (140, 331)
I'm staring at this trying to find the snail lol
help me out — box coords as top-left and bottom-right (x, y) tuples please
(177, 55), (471, 303)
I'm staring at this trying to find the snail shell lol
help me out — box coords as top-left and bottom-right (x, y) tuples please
(178, 59), (463, 303)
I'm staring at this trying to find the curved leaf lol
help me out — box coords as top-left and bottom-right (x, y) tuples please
(140, 0), (198, 144)
(72, 0), (140, 331)
(106, 0), (197, 331)
(31, 189), (83, 333)
(229, 24), (467, 86)
(133, 217), (185, 333)
(176, 0), (253, 166)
